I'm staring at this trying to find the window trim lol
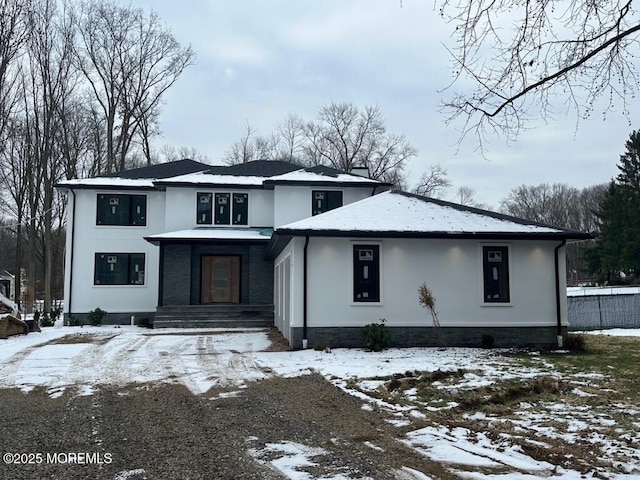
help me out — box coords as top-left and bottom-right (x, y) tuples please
(96, 193), (147, 227)
(350, 241), (383, 305)
(94, 252), (146, 287)
(479, 243), (512, 306)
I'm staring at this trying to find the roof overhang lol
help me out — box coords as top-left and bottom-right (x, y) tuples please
(273, 229), (594, 241)
(145, 228), (274, 246)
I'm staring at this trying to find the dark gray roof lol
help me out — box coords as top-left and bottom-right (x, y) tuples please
(215, 160), (302, 177)
(108, 159), (212, 179)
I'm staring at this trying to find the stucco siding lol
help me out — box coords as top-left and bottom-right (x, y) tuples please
(164, 187), (274, 230)
(64, 188), (165, 315)
(304, 237), (564, 329)
(273, 185), (375, 227)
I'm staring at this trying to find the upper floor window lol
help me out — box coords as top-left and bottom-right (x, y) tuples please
(482, 246), (510, 303)
(312, 190), (342, 216)
(94, 253), (145, 285)
(96, 194), (146, 226)
(197, 192), (248, 226)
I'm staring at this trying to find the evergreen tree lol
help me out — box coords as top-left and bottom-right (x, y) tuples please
(616, 131), (640, 275)
(589, 182), (627, 282)
(590, 131), (640, 283)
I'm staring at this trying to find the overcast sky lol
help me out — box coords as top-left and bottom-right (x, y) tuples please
(122, 0), (638, 209)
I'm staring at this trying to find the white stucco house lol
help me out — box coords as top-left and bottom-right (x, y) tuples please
(57, 159), (590, 349)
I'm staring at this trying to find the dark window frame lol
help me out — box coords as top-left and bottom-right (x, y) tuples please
(482, 245), (510, 303)
(353, 244), (380, 303)
(197, 192), (213, 224)
(96, 194), (147, 226)
(94, 253), (146, 286)
(312, 190), (343, 216)
(197, 192), (249, 226)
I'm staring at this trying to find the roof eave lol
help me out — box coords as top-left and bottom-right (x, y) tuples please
(153, 181), (266, 189)
(54, 183), (160, 191)
(144, 236), (271, 246)
(273, 229), (594, 241)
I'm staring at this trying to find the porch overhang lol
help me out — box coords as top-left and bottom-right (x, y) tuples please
(144, 227), (274, 245)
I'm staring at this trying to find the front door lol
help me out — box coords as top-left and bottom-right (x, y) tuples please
(201, 255), (240, 303)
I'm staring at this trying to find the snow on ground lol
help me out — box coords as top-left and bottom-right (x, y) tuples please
(2, 325), (640, 479)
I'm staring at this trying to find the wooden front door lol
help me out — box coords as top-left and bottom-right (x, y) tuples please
(201, 256), (240, 303)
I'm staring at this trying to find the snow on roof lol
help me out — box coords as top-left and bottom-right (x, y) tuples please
(57, 177), (156, 189)
(276, 190), (587, 237)
(265, 169), (380, 184)
(145, 227), (274, 244)
(155, 171), (267, 186)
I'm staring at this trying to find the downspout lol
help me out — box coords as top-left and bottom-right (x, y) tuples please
(554, 239), (567, 347)
(68, 188), (77, 322)
(158, 244), (165, 308)
(302, 236), (309, 349)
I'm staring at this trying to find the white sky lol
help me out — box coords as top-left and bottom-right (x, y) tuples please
(122, 0), (638, 208)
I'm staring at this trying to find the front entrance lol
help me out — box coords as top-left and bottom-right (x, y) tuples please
(201, 255), (241, 303)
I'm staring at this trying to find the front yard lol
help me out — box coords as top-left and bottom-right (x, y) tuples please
(0, 325), (638, 479)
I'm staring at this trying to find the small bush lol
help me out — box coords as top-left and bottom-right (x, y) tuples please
(565, 333), (586, 352)
(88, 307), (107, 326)
(40, 312), (53, 327)
(50, 308), (62, 323)
(362, 319), (392, 352)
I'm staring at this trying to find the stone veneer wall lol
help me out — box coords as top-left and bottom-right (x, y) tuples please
(289, 326), (566, 350)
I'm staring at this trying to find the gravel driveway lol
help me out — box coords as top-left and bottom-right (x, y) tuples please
(0, 374), (450, 480)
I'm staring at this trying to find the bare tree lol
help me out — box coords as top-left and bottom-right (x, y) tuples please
(500, 182), (605, 284)
(276, 114), (305, 163)
(413, 164), (451, 198)
(223, 103), (418, 185)
(454, 186), (480, 207)
(23, 0), (76, 314)
(160, 144), (211, 164)
(223, 121), (259, 165)
(439, 0), (640, 145)
(0, 0), (31, 145)
(303, 103), (417, 183)
(73, 0), (194, 173)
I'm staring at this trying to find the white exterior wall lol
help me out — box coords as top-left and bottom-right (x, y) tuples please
(63, 188), (165, 315)
(303, 237), (565, 328)
(274, 237), (306, 342)
(164, 187), (274, 230)
(273, 185), (374, 227)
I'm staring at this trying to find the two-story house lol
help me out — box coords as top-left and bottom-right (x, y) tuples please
(57, 159), (590, 349)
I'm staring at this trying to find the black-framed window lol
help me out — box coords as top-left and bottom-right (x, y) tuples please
(214, 193), (231, 225)
(353, 244), (380, 302)
(96, 194), (146, 226)
(312, 190), (343, 216)
(198, 192), (249, 225)
(94, 253), (145, 285)
(197, 193), (212, 224)
(482, 246), (510, 303)
(232, 193), (248, 225)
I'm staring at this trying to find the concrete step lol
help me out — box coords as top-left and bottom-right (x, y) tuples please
(153, 304), (274, 329)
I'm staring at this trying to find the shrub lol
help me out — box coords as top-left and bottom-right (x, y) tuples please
(50, 308), (62, 323)
(362, 319), (392, 352)
(68, 317), (81, 327)
(40, 312), (53, 327)
(88, 307), (107, 326)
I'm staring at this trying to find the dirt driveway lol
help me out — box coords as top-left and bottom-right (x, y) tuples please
(0, 328), (447, 479)
(0, 374), (451, 480)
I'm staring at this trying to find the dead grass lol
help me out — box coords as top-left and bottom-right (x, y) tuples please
(263, 327), (291, 352)
(49, 334), (116, 345)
